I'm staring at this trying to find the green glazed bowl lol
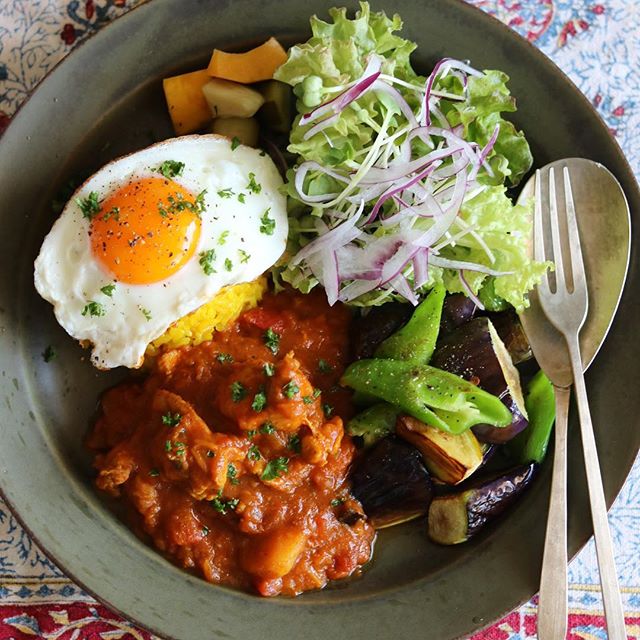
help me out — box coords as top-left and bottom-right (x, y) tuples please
(0, 1), (638, 639)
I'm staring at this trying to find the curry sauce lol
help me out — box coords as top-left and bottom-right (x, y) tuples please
(87, 290), (375, 596)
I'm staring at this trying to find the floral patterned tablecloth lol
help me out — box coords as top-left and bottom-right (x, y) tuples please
(1, 1), (639, 638)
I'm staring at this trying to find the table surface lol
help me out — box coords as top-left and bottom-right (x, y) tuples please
(1, 1), (639, 638)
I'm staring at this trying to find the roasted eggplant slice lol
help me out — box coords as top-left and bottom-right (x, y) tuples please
(427, 462), (538, 544)
(431, 317), (528, 443)
(350, 437), (433, 528)
(440, 293), (477, 335)
(488, 311), (533, 365)
(351, 303), (413, 360)
(396, 415), (484, 485)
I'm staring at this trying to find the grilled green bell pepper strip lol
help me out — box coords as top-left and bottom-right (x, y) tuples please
(346, 403), (400, 447)
(341, 359), (512, 435)
(510, 370), (556, 463)
(374, 284), (445, 363)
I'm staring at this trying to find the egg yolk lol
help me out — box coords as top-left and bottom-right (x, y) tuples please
(90, 178), (202, 285)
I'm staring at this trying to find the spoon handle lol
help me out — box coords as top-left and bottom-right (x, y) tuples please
(566, 334), (627, 639)
(537, 385), (569, 640)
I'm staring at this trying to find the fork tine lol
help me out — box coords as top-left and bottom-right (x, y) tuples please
(562, 166), (587, 294)
(548, 167), (566, 293)
(534, 169), (551, 295)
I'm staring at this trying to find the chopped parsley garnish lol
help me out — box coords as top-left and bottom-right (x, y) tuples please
(318, 359), (333, 373)
(162, 412), (182, 427)
(156, 160), (185, 179)
(227, 463), (239, 485)
(246, 172), (262, 194)
(199, 249), (216, 275)
(259, 421), (275, 435)
(323, 403), (334, 418)
(202, 525), (210, 536)
(251, 389), (267, 412)
(224, 258), (233, 272)
(263, 327), (280, 355)
(238, 249), (251, 263)
(164, 440), (172, 452)
(149, 468), (160, 477)
(210, 489), (239, 515)
(81, 301), (105, 317)
(206, 450), (215, 458)
(259, 207), (276, 235)
(159, 189), (207, 217)
(287, 434), (301, 454)
(173, 441), (186, 457)
(217, 230), (230, 245)
(217, 188), (234, 199)
(42, 345), (56, 363)
(216, 352), (234, 364)
(102, 206), (120, 222)
(330, 498), (344, 508)
(282, 380), (300, 399)
(230, 381), (247, 402)
(76, 191), (101, 219)
(100, 283), (116, 297)
(303, 389), (321, 404)
(231, 136), (241, 151)
(263, 362), (275, 377)
(261, 457), (289, 481)
(194, 189), (207, 214)
(140, 306), (152, 321)
(237, 193), (246, 204)
(246, 429), (257, 439)
(247, 444), (261, 461)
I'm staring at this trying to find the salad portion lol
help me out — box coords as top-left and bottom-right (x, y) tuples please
(274, 2), (546, 310)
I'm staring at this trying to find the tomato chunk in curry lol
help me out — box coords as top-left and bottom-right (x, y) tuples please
(87, 290), (375, 596)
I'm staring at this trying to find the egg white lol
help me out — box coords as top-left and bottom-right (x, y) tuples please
(34, 135), (288, 369)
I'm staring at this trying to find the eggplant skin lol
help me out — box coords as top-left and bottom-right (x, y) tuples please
(488, 311), (532, 365)
(350, 437), (433, 529)
(471, 393), (527, 444)
(351, 303), (414, 360)
(428, 462), (538, 545)
(431, 317), (528, 444)
(440, 294), (477, 335)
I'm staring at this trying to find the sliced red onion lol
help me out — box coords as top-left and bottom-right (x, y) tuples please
(362, 143), (467, 184)
(338, 277), (381, 302)
(429, 255), (513, 276)
(389, 272), (419, 305)
(412, 248), (430, 289)
(294, 161), (349, 203)
(438, 58), (482, 78)
(469, 123), (500, 180)
(459, 270), (485, 310)
(291, 202), (364, 265)
(303, 113), (341, 141)
(299, 55), (382, 126)
(323, 250), (340, 305)
(371, 80), (419, 130)
(365, 163), (437, 224)
(422, 58), (452, 127)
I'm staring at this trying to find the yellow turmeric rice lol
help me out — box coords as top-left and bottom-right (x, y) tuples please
(145, 277), (268, 358)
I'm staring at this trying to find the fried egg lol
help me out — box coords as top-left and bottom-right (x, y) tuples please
(34, 135), (288, 369)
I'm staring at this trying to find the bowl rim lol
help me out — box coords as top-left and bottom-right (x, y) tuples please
(1, 0), (638, 639)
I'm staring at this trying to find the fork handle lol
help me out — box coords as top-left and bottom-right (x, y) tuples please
(566, 334), (627, 639)
(537, 385), (570, 640)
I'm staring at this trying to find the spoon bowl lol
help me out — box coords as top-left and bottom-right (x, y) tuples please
(517, 158), (631, 385)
